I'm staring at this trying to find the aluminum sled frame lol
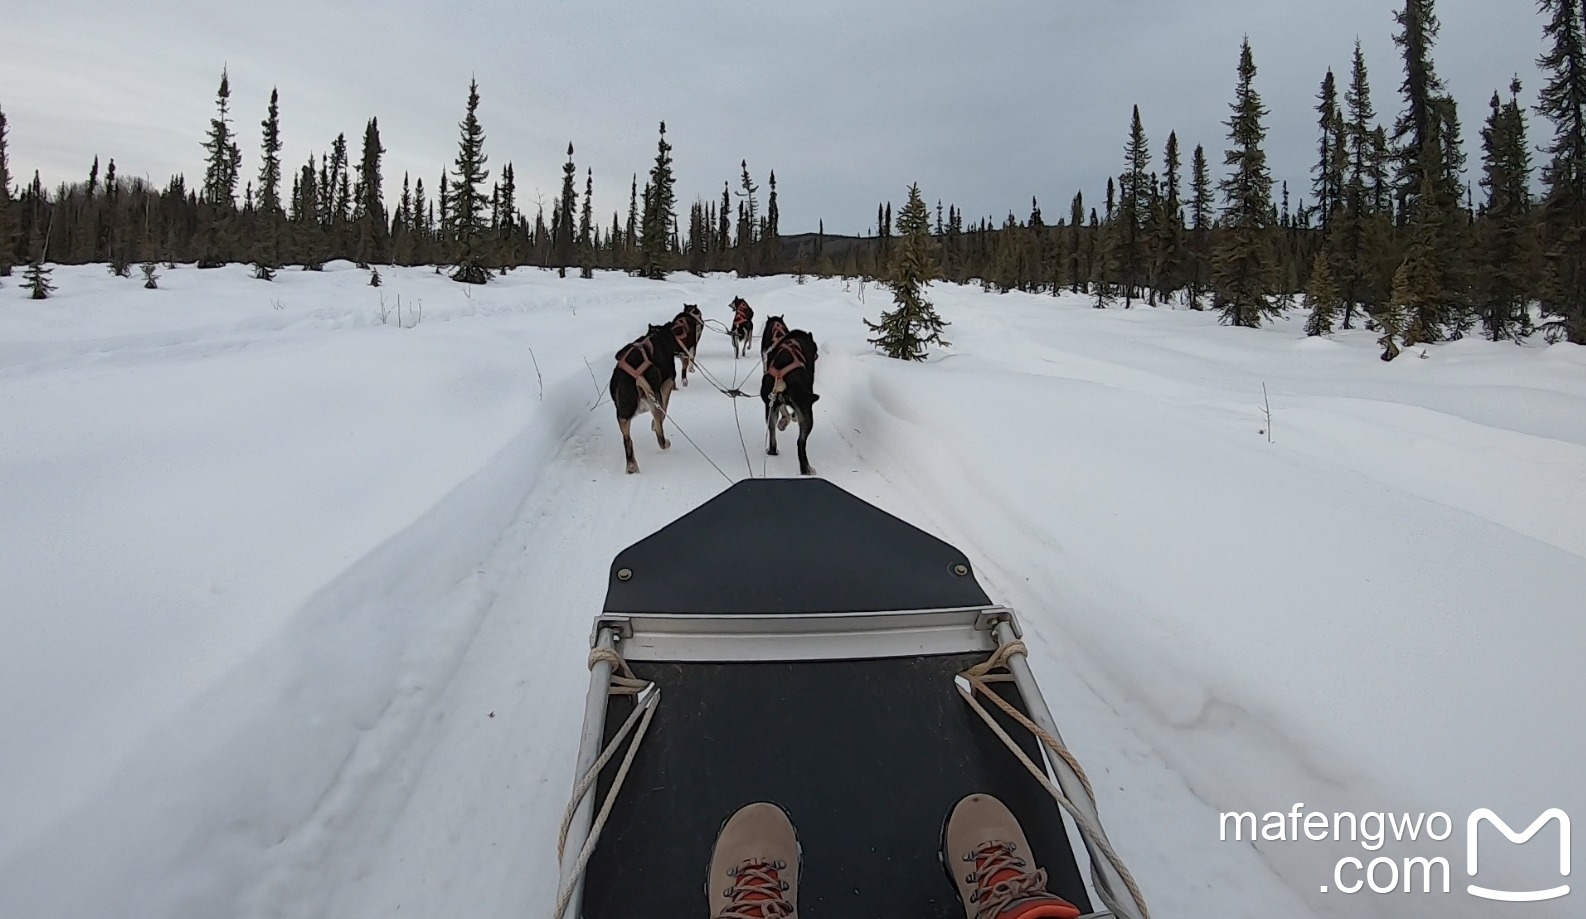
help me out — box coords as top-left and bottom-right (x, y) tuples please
(560, 479), (1139, 919)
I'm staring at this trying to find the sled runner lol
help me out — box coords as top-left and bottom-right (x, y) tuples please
(557, 479), (1147, 919)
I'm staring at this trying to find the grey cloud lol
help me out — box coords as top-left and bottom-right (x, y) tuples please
(4, 0), (1552, 236)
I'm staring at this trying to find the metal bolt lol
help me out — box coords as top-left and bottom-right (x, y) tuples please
(952, 563), (969, 577)
(616, 567), (633, 582)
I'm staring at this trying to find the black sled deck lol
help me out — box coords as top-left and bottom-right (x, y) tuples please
(559, 479), (1145, 919)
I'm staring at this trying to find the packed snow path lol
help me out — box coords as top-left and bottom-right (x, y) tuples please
(2, 264), (1583, 919)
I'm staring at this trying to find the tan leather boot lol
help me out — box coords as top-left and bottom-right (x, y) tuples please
(944, 793), (1081, 919)
(707, 802), (799, 919)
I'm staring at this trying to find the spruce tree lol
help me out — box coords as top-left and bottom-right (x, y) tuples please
(1314, 69), (1343, 232)
(1395, 166), (1447, 347)
(878, 202), (895, 276)
(1186, 145), (1213, 310)
(1334, 41), (1385, 328)
(412, 176), (429, 263)
(1477, 80), (1537, 341)
(626, 175), (640, 270)
(579, 167), (594, 279)
(105, 160), (132, 277)
(638, 121), (676, 280)
(0, 106), (16, 279)
(448, 79), (491, 284)
(1120, 105), (1151, 306)
(1152, 131), (1185, 305)
(23, 224), (53, 299)
(435, 169), (450, 267)
(317, 154), (333, 224)
(1303, 249), (1342, 335)
(294, 158), (327, 269)
(1393, 0), (1453, 215)
(554, 143), (576, 277)
(989, 212), (1020, 293)
(495, 162), (518, 270)
(764, 170), (780, 274)
(737, 160), (759, 273)
(1091, 205), (1122, 308)
(201, 68), (242, 208)
(867, 183), (948, 359)
(1391, 0), (1467, 334)
(257, 89), (283, 214)
(1068, 191), (1085, 293)
(1536, 0), (1586, 342)
(1026, 197), (1047, 294)
(330, 134), (352, 254)
(1212, 38), (1280, 327)
(354, 117), (387, 266)
(198, 68), (242, 268)
(394, 172), (415, 264)
(253, 89), (284, 280)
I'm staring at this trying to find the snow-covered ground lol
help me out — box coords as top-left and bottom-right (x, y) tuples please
(2, 263), (1582, 919)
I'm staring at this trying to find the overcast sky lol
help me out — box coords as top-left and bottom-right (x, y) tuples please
(2, 0), (1551, 236)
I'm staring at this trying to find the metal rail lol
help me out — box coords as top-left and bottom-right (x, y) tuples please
(556, 626), (617, 919)
(995, 621), (1143, 919)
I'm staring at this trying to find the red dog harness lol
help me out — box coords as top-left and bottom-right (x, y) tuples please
(764, 320), (788, 353)
(671, 315), (694, 353)
(765, 337), (806, 384)
(732, 299), (752, 329)
(617, 337), (656, 380)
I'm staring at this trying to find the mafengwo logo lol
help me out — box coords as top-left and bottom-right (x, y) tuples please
(1219, 804), (1571, 900)
(1467, 808), (1570, 902)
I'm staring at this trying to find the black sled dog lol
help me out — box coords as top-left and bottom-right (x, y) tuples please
(761, 328), (819, 475)
(760, 314), (790, 363)
(671, 304), (703, 386)
(730, 297), (755, 359)
(610, 324), (680, 473)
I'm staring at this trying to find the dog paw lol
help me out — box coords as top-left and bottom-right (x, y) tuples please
(626, 463), (639, 474)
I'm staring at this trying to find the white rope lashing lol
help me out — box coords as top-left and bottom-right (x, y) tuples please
(551, 647), (660, 919)
(959, 641), (1152, 919)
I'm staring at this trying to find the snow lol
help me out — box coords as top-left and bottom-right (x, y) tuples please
(1, 263), (1582, 919)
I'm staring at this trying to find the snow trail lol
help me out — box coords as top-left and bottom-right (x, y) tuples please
(2, 266), (1581, 919)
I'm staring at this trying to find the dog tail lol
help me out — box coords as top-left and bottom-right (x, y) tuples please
(772, 379), (786, 395)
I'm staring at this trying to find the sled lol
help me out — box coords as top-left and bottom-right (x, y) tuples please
(556, 479), (1147, 919)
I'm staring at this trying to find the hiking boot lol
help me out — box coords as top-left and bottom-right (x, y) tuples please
(707, 802), (799, 919)
(944, 794), (1081, 919)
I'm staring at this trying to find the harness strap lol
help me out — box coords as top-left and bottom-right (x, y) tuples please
(617, 338), (654, 380)
(764, 323), (788, 353)
(766, 338), (805, 381)
(671, 317), (694, 353)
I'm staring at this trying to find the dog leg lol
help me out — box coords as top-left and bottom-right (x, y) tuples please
(765, 398), (779, 456)
(796, 404), (815, 476)
(619, 415), (638, 474)
(654, 379), (674, 449)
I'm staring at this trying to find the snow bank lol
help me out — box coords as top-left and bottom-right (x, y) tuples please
(1, 266), (1581, 919)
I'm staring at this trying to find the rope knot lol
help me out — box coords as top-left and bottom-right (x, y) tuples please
(957, 639), (1151, 919)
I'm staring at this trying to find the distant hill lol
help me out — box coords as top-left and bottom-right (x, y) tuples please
(778, 232), (876, 265)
